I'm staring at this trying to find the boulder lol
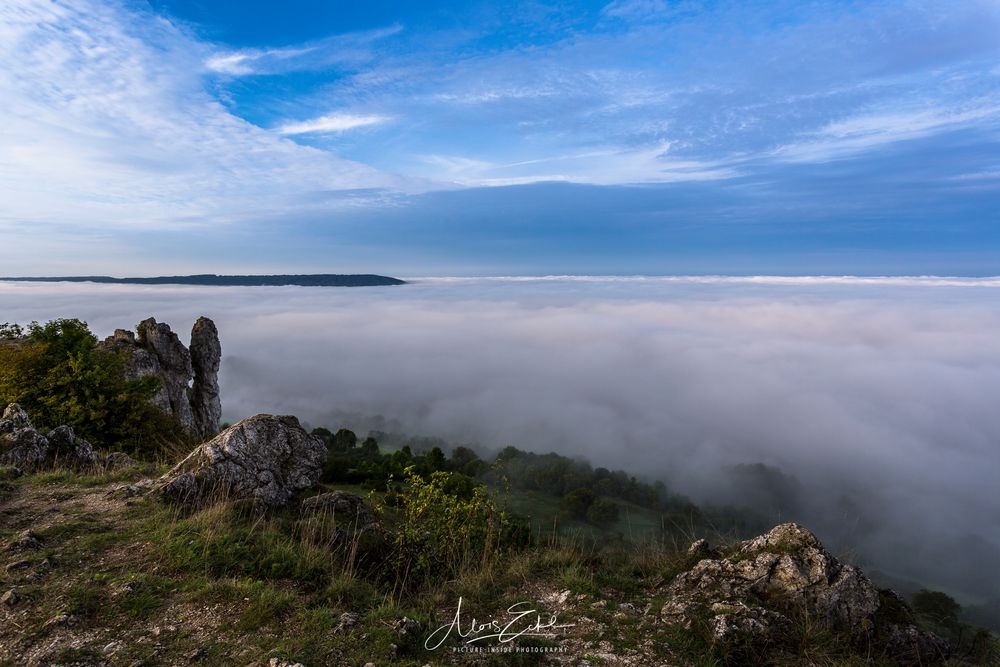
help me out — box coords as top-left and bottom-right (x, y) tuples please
(0, 425), (48, 471)
(1, 403), (32, 430)
(0, 405), (96, 471)
(658, 523), (949, 663)
(45, 426), (96, 467)
(158, 414), (325, 508)
(102, 451), (137, 470)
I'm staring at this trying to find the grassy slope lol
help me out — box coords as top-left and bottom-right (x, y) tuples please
(1, 468), (994, 667)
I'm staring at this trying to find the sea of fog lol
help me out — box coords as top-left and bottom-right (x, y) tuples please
(2, 276), (999, 601)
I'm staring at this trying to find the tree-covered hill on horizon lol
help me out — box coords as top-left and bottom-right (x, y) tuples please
(0, 274), (406, 287)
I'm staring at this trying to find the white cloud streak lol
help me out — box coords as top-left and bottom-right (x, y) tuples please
(278, 113), (390, 135)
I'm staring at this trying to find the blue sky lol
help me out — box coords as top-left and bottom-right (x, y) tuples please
(1, 0), (999, 275)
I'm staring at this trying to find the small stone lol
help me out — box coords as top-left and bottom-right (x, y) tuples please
(618, 602), (638, 615)
(46, 612), (79, 627)
(5, 559), (31, 572)
(334, 611), (359, 633)
(1, 588), (20, 606)
(7, 530), (40, 552)
(394, 616), (421, 637)
(104, 641), (124, 654)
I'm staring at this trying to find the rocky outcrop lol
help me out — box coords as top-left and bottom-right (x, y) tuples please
(101, 317), (221, 439)
(45, 425), (96, 467)
(0, 404), (105, 472)
(190, 317), (222, 440)
(1, 405), (94, 470)
(136, 318), (195, 431)
(659, 523), (949, 663)
(0, 405), (48, 470)
(158, 414), (325, 508)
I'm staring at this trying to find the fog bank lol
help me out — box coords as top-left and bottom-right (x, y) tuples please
(2, 277), (999, 599)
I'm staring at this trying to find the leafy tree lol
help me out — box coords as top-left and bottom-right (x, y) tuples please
(449, 445), (480, 470)
(0, 323), (23, 339)
(360, 436), (379, 456)
(586, 498), (620, 526)
(0, 318), (188, 457)
(333, 428), (358, 452)
(423, 446), (447, 472)
(311, 427), (334, 448)
(913, 589), (961, 628)
(560, 487), (596, 520)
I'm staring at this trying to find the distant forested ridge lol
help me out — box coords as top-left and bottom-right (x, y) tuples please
(0, 274), (406, 287)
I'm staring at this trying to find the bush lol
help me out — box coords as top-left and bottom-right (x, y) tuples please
(586, 497), (620, 526)
(384, 466), (512, 586)
(560, 487), (595, 520)
(0, 319), (189, 458)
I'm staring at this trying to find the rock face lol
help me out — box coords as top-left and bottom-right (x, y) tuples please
(102, 317), (222, 439)
(660, 523), (949, 663)
(189, 317), (222, 440)
(0, 404), (105, 472)
(158, 414), (325, 508)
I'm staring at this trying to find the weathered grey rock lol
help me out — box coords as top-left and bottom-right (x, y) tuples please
(301, 491), (374, 526)
(158, 414), (325, 508)
(103, 451), (137, 470)
(7, 530), (40, 552)
(45, 425), (95, 467)
(102, 317), (222, 438)
(0, 423), (48, 471)
(267, 658), (305, 667)
(137, 318), (195, 431)
(190, 317), (222, 439)
(335, 611), (360, 633)
(1, 405), (100, 471)
(1, 588), (21, 606)
(659, 523), (948, 662)
(395, 616), (422, 638)
(1, 403), (32, 430)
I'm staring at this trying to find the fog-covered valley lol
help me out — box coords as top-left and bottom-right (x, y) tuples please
(3, 276), (999, 604)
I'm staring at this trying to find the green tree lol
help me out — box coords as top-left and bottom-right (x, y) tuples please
(586, 498), (620, 526)
(333, 428), (358, 452)
(423, 446), (447, 472)
(560, 487), (596, 520)
(0, 318), (188, 457)
(913, 589), (961, 628)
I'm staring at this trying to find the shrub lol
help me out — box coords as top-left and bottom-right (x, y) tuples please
(560, 487), (596, 520)
(0, 318), (189, 458)
(384, 466), (512, 586)
(586, 497), (620, 526)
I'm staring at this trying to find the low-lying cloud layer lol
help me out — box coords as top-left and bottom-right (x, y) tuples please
(2, 277), (999, 599)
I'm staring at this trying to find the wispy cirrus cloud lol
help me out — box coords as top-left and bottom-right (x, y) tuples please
(278, 113), (390, 135)
(204, 24), (402, 77)
(0, 0), (410, 239)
